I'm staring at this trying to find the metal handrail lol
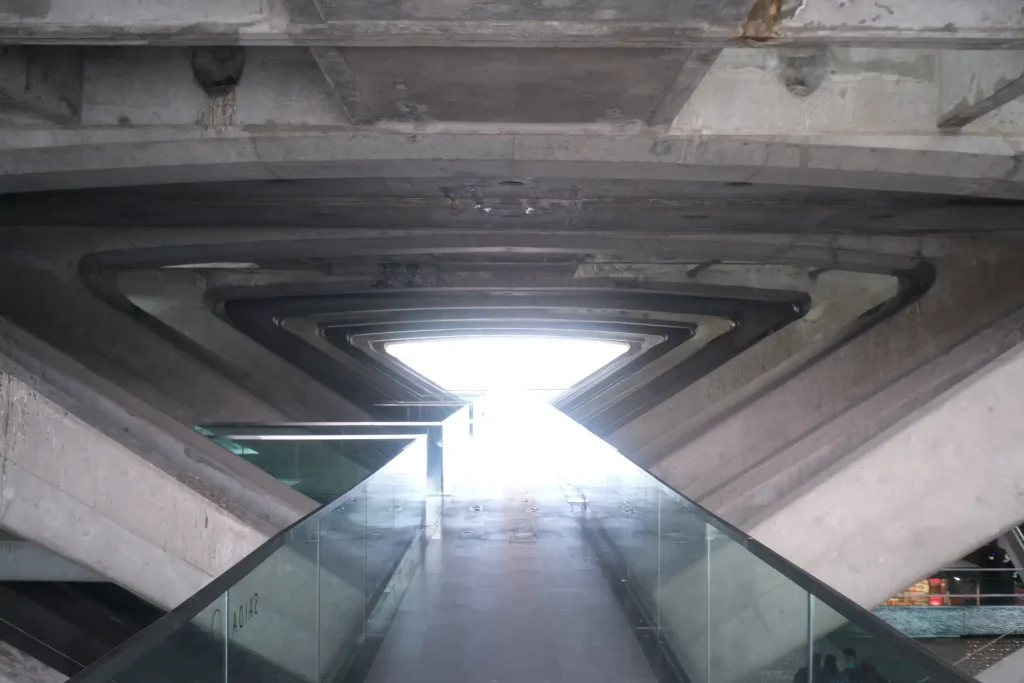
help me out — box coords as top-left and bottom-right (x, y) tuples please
(643, 468), (983, 683)
(64, 423), (982, 683)
(63, 429), (432, 683)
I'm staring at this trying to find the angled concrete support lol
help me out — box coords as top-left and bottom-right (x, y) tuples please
(752, 328), (1024, 608)
(280, 0), (325, 24)
(0, 318), (316, 608)
(117, 270), (370, 423)
(641, 258), (1024, 529)
(0, 362), (272, 608)
(0, 257), (286, 426)
(309, 47), (373, 125)
(939, 50), (1024, 129)
(648, 48), (721, 126)
(0, 47), (82, 124)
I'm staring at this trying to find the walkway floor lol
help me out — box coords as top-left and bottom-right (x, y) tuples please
(361, 468), (658, 683)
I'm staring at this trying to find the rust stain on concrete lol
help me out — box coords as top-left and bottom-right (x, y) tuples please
(742, 0), (784, 42)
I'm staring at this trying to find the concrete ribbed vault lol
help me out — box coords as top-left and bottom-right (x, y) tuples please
(4, 3), (1024, 677)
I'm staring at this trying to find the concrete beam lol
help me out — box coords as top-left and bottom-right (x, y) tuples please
(1, 0), (1023, 48)
(0, 45), (1015, 137)
(0, 257), (289, 426)
(0, 47), (82, 124)
(648, 48), (721, 126)
(309, 48), (373, 125)
(0, 130), (1022, 201)
(674, 47), (1024, 136)
(939, 50), (1024, 129)
(0, 539), (103, 582)
(0, 0), (269, 31)
(0, 643), (64, 683)
(280, 0), (325, 24)
(117, 270), (371, 423)
(0, 324), (384, 683)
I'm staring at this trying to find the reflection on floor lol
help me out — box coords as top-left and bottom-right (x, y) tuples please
(362, 410), (659, 683)
(361, 394), (1019, 683)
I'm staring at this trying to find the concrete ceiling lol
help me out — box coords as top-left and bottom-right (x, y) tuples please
(0, 0), (1023, 446)
(3, 10), (1024, 672)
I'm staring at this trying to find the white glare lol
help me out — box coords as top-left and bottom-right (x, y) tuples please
(386, 336), (628, 397)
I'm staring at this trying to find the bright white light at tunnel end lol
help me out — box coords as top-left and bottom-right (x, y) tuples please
(385, 336), (629, 399)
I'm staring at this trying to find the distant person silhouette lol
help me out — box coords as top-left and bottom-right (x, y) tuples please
(979, 543), (1015, 605)
(842, 648), (862, 683)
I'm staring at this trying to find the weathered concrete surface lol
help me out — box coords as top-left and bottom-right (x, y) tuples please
(752, 333), (1024, 609)
(674, 47), (1024, 136)
(0, 643), (64, 683)
(641, 258), (1024, 529)
(0, 363), (272, 608)
(0, 318), (316, 608)
(0, 46), (82, 124)
(0, 334), (384, 683)
(0, 45), (1014, 137)
(1, 128), (1022, 201)
(939, 50), (1024, 129)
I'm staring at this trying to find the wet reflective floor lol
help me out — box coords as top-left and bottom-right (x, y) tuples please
(361, 471), (659, 683)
